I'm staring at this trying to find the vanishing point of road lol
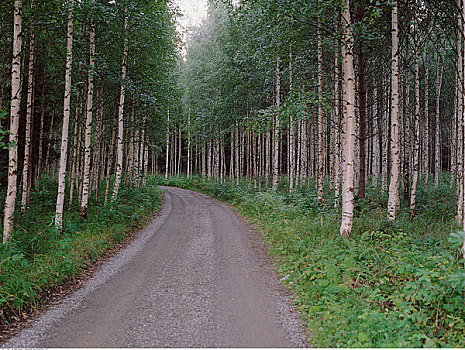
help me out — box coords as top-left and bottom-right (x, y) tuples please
(5, 187), (306, 348)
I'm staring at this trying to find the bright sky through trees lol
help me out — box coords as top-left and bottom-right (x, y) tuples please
(174, 0), (208, 56)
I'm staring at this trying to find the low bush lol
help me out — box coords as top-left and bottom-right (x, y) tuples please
(0, 176), (162, 325)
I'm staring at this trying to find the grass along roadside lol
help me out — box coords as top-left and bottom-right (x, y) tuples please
(156, 174), (465, 347)
(0, 177), (162, 336)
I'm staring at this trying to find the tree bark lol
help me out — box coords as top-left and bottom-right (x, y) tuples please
(165, 109), (170, 180)
(334, 53), (341, 209)
(410, 15), (421, 219)
(111, 11), (128, 201)
(339, 0), (356, 237)
(387, 0), (401, 221)
(272, 55), (280, 189)
(317, 30), (325, 202)
(81, 0), (96, 219)
(21, 0), (35, 213)
(104, 105), (117, 205)
(434, 53), (444, 188)
(423, 43), (430, 187)
(3, 0), (23, 242)
(68, 92), (80, 209)
(356, 6), (367, 200)
(458, 1), (465, 225)
(36, 82), (45, 184)
(403, 39), (410, 202)
(55, 0), (74, 231)
(289, 42), (295, 192)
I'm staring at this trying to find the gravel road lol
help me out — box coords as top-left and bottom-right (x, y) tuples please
(4, 187), (306, 348)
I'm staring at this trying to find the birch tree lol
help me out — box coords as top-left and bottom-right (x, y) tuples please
(112, 11), (129, 201)
(339, 0), (356, 237)
(387, 0), (400, 221)
(81, 0), (96, 219)
(317, 29), (325, 203)
(55, 0), (74, 230)
(410, 13), (420, 219)
(3, 0), (23, 242)
(20, 0), (35, 213)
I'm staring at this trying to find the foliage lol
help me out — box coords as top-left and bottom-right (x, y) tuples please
(156, 175), (465, 347)
(0, 177), (162, 325)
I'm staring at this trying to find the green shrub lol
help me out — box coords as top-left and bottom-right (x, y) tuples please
(156, 174), (465, 347)
(0, 177), (161, 325)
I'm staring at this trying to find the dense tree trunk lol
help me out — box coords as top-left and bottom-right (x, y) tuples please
(3, 0), (23, 242)
(334, 53), (341, 209)
(272, 55), (280, 189)
(81, 0), (96, 219)
(165, 109), (170, 180)
(55, 0), (74, 231)
(403, 39), (410, 202)
(21, 0), (35, 213)
(372, 85), (380, 187)
(434, 53), (444, 188)
(44, 106), (55, 176)
(289, 42), (295, 192)
(68, 96), (80, 209)
(423, 44), (430, 188)
(410, 16), (420, 219)
(104, 108), (116, 205)
(451, 15), (460, 188)
(459, 2), (465, 225)
(111, 12), (128, 201)
(387, 0), (400, 221)
(317, 30), (325, 202)
(36, 83), (45, 184)
(339, 0), (356, 237)
(356, 15), (367, 200)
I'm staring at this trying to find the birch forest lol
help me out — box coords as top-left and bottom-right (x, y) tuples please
(1, 0), (465, 347)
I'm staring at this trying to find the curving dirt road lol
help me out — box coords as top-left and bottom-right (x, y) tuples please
(4, 187), (306, 348)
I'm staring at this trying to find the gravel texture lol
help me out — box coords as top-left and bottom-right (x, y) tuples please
(4, 187), (306, 348)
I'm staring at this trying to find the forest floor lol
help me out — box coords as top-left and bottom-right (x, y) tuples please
(4, 187), (306, 347)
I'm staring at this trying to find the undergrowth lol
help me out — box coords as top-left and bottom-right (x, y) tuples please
(157, 174), (465, 348)
(0, 176), (161, 326)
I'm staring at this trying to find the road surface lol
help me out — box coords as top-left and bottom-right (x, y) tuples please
(5, 187), (305, 348)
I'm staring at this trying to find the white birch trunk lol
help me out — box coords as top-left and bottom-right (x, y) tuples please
(434, 54), (444, 188)
(55, 0), (74, 230)
(272, 56), (281, 189)
(459, 2), (465, 224)
(21, 0), (35, 213)
(111, 12), (128, 201)
(339, 0), (356, 237)
(424, 44), (430, 187)
(410, 17), (421, 218)
(387, 0), (401, 221)
(300, 118), (308, 186)
(81, 1), (96, 219)
(317, 29), (324, 202)
(3, 0), (23, 242)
